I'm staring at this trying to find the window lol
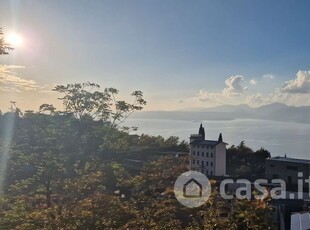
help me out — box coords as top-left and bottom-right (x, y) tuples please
(211, 153), (213, 158)
(210, 171), (213, 176)
(206, 161), (208, 166)
(286, 166), (298, 171)
(192, 159), (195, 164)
(206, 152), (209, 157)
(197, 160), (200, 164)
(288, 176), (292, 184)
(210, 162), (213, 167)
(201, 160), (204, 166)
(197, 152), (200, 157)
(202, 152), (204, 157)
(272, 174), (278, 179)
(193, 151), (195, 155)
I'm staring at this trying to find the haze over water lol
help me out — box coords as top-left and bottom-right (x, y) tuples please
(125, 118), (310, 159)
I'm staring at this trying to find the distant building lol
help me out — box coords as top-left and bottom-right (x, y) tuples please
(189, 124), (227, 176)
(291, 212), (310, 230)
(265, 156), (310, 186)
(265, 157), (310, 230)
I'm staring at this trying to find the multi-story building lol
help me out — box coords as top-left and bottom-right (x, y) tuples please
(189, 124), (227, 176)
(265, 156), (310, 185)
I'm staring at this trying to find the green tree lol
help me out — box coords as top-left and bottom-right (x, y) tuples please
(0, 88), (276, 229)
(53, 82), (146, 126)
(227, 141), (268, 177)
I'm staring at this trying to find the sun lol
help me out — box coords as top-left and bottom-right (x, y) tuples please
(6, 33), (23, 46)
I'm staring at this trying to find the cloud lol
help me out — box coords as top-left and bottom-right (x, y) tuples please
(196, 89), (219, 102)
(0, 75), (39, 91)
(250, 79), (257, 85)
(246, 93), (266, 106)
(178, 71), (310, 110)
(223, 75), (247, 96)
(0, 86), (22, 93)
(0, 65), (58, 95)
(0, 65), (40, 92)
(263, 74), (275, 79)
(245, 89), (305, 107)
(189, 75), (248, 107)
(0, 65), (25, 73)
(281, 71), (310, 94)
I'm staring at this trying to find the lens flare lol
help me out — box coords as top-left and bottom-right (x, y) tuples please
(0, 114), (15, 194)
(6, 33), (23, 46)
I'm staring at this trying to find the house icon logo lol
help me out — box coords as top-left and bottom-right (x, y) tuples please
(174, 171), (211, 208)
(183, 178), (202, 198)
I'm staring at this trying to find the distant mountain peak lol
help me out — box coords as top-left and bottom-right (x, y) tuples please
(257, 102), (287, 108)
(133, 103), (310, 124)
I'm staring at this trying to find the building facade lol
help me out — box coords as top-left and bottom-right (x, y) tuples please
(189, 124), (227, 176)
(265, 156), (310, 185)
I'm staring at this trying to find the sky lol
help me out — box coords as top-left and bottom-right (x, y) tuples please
(1, 0), (310, 111)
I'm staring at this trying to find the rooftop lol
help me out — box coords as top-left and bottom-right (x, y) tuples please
(268, 156), (310, 164)
(190, 140), (227, 146)
(190, 134), (203, 137)
(190, 124), (227, 145)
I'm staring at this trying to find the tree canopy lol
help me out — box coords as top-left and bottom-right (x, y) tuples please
(0, 82), (275, 229)
(53, 82), (146, 127)
(227, 141), (271, 178)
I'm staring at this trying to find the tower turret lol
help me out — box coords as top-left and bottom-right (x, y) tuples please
(218, 133), (223, 142)
(198, 123), (205, 140)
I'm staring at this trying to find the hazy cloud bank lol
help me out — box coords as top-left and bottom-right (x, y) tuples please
(180, 71), (310, 109)
(281, 71), (310, 94)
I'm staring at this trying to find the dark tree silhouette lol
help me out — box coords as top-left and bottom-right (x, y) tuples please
(0, 28), (13, 55)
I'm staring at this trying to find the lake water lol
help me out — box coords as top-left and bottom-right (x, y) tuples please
(124, 118), (310, 159)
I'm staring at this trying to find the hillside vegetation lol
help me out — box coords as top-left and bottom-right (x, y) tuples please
(0, 83), (274, 229)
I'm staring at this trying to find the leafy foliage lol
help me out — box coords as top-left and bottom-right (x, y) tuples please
(227, 141), (271, 178)
(53, 82), (146, 127)
(0, 85), (275, 229)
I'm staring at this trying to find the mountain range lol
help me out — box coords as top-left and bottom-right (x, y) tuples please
(131, 103), (310, 124)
